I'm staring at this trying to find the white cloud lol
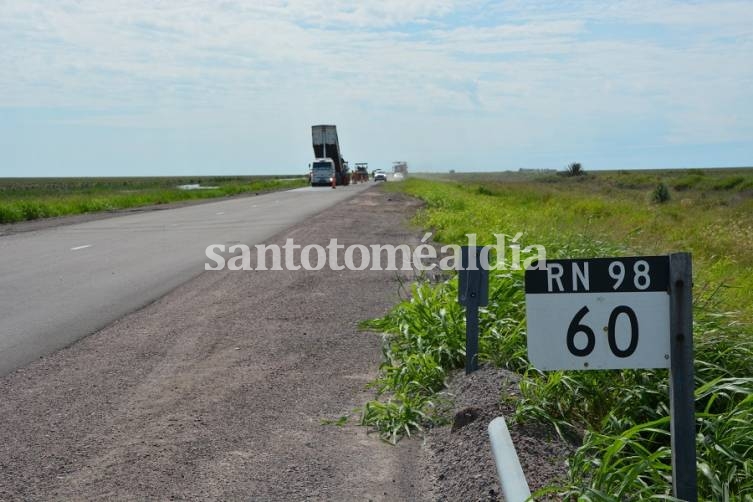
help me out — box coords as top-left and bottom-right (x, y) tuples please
(0, 0), (751, 174)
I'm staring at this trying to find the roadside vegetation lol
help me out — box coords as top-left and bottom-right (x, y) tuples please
(361, 168), (753, 499)
(0, 176), (308, 224)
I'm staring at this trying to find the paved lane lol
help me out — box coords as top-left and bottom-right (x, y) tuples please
(0, 184), (372, 375)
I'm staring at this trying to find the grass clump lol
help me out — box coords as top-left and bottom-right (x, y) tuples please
(360, 281), (464, 443)
(360, 274), (531, 443)
(674, 174), (704, 191)
(713, 176), (746, 191)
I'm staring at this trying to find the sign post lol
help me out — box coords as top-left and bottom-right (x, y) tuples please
(459, 246), (489, 375)
(524, 254), (696, 500)
(669, 253), (697, 501)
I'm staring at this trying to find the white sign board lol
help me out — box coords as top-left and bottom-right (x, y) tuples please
(525, 256), (670, 370)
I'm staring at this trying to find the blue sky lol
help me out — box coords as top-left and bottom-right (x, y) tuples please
(1, 0), (751, 176)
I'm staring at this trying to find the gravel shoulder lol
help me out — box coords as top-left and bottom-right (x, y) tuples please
(0, 188), (428, 501)
(422, 366), (575, 501)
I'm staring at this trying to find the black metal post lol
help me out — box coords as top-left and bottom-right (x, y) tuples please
(466, 303), (479, 374)
(669, 252), (697, 502)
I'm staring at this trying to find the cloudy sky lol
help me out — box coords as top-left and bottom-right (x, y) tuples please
(1, 0), (751, 176)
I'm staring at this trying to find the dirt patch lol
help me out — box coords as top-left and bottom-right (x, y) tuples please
(0, 188), (429, 501)
(423, 365), (575, 501)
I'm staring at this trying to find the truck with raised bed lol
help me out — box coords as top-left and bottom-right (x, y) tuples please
(310, 125), (350, 186)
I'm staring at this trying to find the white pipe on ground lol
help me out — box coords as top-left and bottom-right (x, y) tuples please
(488, 416), (531, 502)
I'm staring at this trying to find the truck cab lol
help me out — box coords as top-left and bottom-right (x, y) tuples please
(310, 158), (336, 186)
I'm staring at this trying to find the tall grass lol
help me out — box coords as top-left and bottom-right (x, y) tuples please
(362, 174), (753, 499)
(0, 176), (308, 223)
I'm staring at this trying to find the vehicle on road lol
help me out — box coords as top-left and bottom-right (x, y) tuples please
(353, 163), (369, 183)
(392, 161), (408, 176)
(374, 171), (387, 182)
(310, 160), (334, 186)
(310, 125), (350, 186)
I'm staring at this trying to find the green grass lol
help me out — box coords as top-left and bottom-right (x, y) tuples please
(0, 176), (308, 224)
(405, 171), (753, 320)
(361, 169), (753, 499)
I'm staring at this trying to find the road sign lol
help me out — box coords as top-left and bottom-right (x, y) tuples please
(524, 253), (696, 500)
(524, 256), (670, 370)
(458, 246), (489, 375)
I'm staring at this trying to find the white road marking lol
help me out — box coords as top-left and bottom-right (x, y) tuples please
(70, 245), (92, 251)
(216, 212), (225, 215)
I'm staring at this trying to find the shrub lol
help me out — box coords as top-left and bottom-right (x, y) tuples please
(652, 182), (671, 203)
(566, 162), (584, 177)
(0, 204), (24, 223)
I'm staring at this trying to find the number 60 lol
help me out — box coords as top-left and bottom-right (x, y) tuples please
(566, 305), (639, 358)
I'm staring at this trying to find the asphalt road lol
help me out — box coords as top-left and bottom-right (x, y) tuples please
(0, 183), (372, 376)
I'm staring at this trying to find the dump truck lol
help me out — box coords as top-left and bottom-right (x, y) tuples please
(310, 125), (350, 186)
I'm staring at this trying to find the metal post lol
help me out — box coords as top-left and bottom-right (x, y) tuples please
(669, 252), (697, 501)
(466, 303), (479, 374)
(459, 246), (489, 375)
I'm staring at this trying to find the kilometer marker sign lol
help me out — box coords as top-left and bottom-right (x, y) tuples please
(524, 256), (670, 370)
(524, 253), (697, 500)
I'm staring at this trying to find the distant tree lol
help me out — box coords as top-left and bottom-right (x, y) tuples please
(652, 182), (671, 203)
(449, 169), (456, 174)
(566, 162), (584, 177)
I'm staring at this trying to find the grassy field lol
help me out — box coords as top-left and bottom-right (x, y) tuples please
(0, 175), (308, 224)
(412, 167), (753, 318)
(361, 167), (753, 499)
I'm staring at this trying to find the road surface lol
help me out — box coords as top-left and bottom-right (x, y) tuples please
(0, 184), (371, 376)
(0, 188), (427, 500)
